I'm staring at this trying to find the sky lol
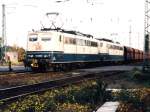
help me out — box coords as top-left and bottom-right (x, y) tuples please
(0, 0), (145, 50)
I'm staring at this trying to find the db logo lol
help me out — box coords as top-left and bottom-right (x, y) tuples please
(35, 42), (42, 50)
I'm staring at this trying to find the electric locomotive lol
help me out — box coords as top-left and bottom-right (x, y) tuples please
(25, 28), (126, 71)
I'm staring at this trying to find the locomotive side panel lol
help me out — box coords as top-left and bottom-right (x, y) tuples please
(62, 33), (76, 62)
(98, 40), (124, 62)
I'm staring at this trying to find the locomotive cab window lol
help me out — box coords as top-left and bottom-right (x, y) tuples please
(41, 37), (51, 41)
(29, 35), (38, 42)
(29, 36), (38, 41)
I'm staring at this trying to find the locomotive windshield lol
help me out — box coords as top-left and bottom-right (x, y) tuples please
(41, 37), (51, 41)
(29, 35), (38, 41)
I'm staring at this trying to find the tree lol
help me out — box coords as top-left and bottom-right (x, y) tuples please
(17, 47), (25, 62)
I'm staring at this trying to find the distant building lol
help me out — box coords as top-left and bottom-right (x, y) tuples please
(5, 52), (18, 64)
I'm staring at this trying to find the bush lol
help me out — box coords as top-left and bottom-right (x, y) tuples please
(1, 80), (108, 112)
(114, 89), (150, 112)
(56, 103), (89, 112)
(129, 68), (142, 80)
(132, 70), (142, 80)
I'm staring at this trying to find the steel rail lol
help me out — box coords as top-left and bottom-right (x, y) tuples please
(0, 71), (125, 104)
(0, 62), (142, 76)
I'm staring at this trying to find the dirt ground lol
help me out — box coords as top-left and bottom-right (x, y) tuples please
(0, 69), (149, 89)
(0, 72), (65, 89)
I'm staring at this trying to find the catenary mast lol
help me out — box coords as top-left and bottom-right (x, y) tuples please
(143, 0), (150, 72)
(1, 4), (6, 60)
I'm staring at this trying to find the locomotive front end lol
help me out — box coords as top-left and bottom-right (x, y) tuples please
(26, 51), (52, 71)
(25, 31), (55, 71)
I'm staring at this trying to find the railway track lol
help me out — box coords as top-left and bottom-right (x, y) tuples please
(0, 69), (31, 75)
(0, 64), (141, 76)
(0, 71), (125, 104)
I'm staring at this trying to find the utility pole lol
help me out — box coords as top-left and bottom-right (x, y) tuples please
(1, 4), (6, 61)
(138, 32), (140, 48)
(143, 0), (150, 72)
(128, 20), (132, 47)
(1, 4), (6, 60)
(129, 25), (132, 46)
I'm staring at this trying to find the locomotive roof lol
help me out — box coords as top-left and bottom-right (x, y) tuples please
(96, 38), (113, 43)
(96, 38), (121, 44)
(41, 27), (93, 38)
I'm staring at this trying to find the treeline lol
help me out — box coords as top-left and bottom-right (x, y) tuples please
(6, 45), (25, 62)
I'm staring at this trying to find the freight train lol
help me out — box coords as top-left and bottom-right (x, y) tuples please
(25, 28), (145, 71)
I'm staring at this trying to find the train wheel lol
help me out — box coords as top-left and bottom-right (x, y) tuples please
(41, 66), (47, 72)
(31, 67), (39, 72)
(62, 64), (67, 71)
(53, 66), (56, 72)
(57, 64), (62, 71)
(53, 65), (58, 72)
(53, 64), (60, 72)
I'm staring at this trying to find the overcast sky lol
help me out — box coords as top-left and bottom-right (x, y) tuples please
(0, 0), (145, 50)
